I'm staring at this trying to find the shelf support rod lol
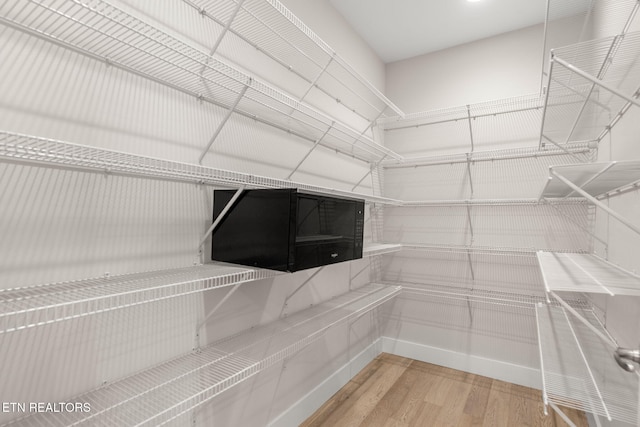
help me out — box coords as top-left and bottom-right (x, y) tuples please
(284, 267), (324, 307)
(286, 123), (333, 180)
(351, 110), (390, 159)
(538, 177), (554, 202)
(548, 402), (578, 427)
(352, 157), (386, 191)
(560, 162), (617, 200)
(597, 86), (640, 143)
(560, 304), (612, 421)
(198, 0), (247, 76)
(199, 187), (245, 249)
(563, 254), (614, 295)
(195, 282), (244, 345)
(550, 170), (640, 237)
(563, 35), (621, 144)
(549, 291), (615, 349)
(466, 205), (474, 242)
(544, 201), (609, 249)
(466, 105), (475, 152)
(466, 154), (475, 198)
(541, 136), (584, 161)
(539, 55), (555, 149)
(199, 82), (251, 164)
(298, 53), (336, 103)
(553, 56), (640, 109)
(534, 303), (549, 414)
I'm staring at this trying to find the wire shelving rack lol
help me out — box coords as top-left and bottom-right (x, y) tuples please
(0, 0), (401, 163)
(0, 239), (398, 336)
(180, 0), (404, 123)
(0, 263), (279, 335)
(537, 251), (640, 296)
(541, 31), (640, 149)
(541, 0), (640, 91)
(0, 130), (400, 205)
(536, 303), (639, 425)
(2, 283), (400, 426)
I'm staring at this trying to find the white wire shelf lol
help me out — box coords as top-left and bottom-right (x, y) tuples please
(362, 243), (403, 257)
(181, 0), (403, 122)
(3, 283), (400, 426)
(0, 263), (281, 334)
(379, 93), (543, 130)
(400, 243), (560, 256)
(540, 161), (640, 199)
(385, 281), (590, 311)
(392, 281), (544, 309)
(382, 142), (594, 169)
(0, 0), (400, 163)
(0, 238), (401, 335)
(536, 304), (639, 424)
(537, 251), (640, 296)
(0, 130), (401, 205)
(400, 198), (589, 207)
(541, 31), (640, 147)
(542, 0), (640, 90)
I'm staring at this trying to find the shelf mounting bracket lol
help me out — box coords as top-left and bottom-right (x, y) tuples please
(548, 401), (578, 427)
(199, 187), (245, 251)
(282, 267), (325, 316)
(198, 0), (247, 76)
(195, 281), (245, 349)
(352, 158), (384, 191)
(199, 82), (251, 164)
(286, 123), (333, 180)
(563, 35), (622, 144)
(553, 56), (640, 109)
(549, 291), (616, 350)
(550, 169), (640, 237)
(466, 105), (475, 153)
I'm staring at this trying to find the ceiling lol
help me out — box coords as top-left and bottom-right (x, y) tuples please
(328, 0), (562, 63)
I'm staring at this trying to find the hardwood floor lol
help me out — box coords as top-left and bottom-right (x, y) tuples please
(301, 353), (588, 427)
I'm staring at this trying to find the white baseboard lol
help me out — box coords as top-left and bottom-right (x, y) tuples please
(267, 339), (382, 427)
(380, 336), (542, 390)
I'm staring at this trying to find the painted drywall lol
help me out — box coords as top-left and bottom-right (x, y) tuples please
(385, 16), (586, 114)
(385, 24), (546, 113)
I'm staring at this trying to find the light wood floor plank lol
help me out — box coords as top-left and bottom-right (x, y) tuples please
(359, 367), (420, 426)
(302, 353), (590, 427)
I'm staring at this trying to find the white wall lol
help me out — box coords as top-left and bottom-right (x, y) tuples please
(385, 24), (545, 112)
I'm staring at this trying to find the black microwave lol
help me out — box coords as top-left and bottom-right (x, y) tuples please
(211, 189), (365, 272)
